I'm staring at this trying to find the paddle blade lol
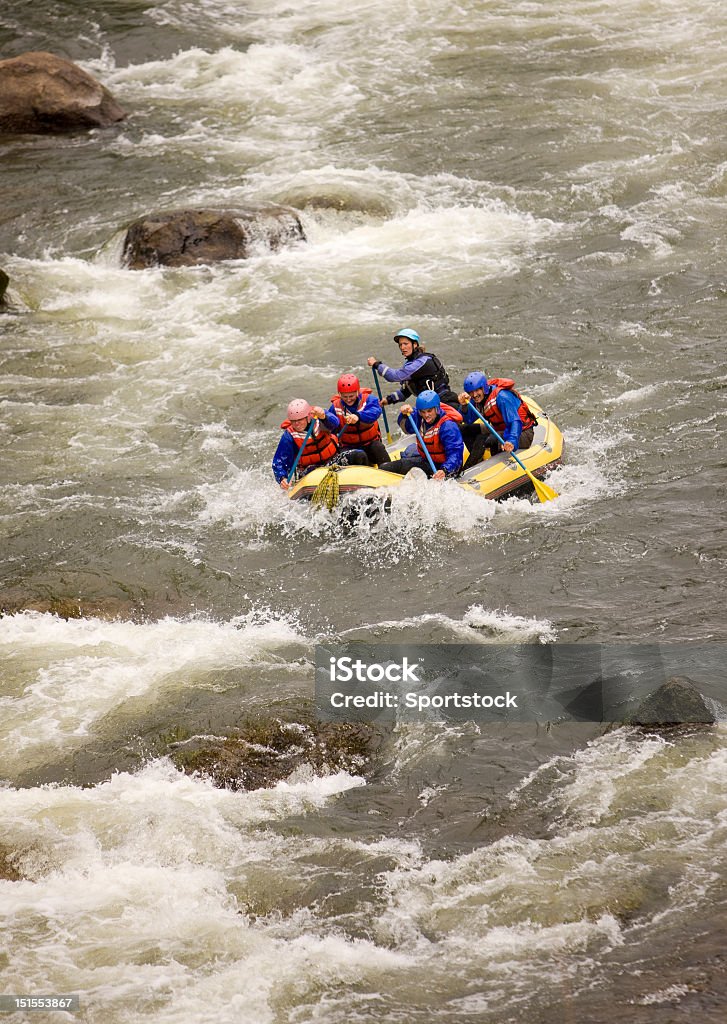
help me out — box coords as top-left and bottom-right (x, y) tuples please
(532, 476), (559, 503)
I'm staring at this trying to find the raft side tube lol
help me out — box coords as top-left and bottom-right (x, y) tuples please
(286, 397), (563, 502)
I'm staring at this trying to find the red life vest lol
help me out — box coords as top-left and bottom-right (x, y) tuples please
(281, 418), (338, 469)
(481, 378), (537, 433)
(415, 403), (463, 466)
(330, 388), (381, 446)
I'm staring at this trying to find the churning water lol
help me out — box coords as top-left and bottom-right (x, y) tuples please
(2, 1), (727, 1021)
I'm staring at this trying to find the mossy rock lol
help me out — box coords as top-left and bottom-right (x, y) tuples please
(0, 846), (23, 882)
(172, 718), (377, 791)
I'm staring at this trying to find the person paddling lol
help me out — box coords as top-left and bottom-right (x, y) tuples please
(379, 390), (464, 481)
(458, 372), (537, 470)
(273, 399), (366, 490)
(367, 328), (461, 410)
(327, 373), (388, 466)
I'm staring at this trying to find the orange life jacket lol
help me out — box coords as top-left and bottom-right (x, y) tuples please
(281, 418), (339, 468)
(415, 403), (463, 466)
(481, 378), (537, 433)
(330, 389), (381, 446)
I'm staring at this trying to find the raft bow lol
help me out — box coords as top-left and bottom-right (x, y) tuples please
(311, 466), (341, 510)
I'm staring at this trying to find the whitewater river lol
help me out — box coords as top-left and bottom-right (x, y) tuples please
(2, 1), (727, 1021)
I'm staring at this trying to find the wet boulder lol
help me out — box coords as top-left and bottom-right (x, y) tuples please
(0, 51), (127, 134)
(172, 718), (377, 791)
(0, 846), (23, 882)
(0, 591), (141, 621)
(627, 676), (717, 728)
(122, 206), (306, 269)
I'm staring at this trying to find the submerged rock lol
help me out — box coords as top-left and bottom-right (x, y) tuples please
(628, 676), (717, 728)
(172, 718), (377, 791)
(122, 206), (306, 269)
(0, 51), (127, 134)
(278, 188), (395, 219)
(0, 593), (140, 621)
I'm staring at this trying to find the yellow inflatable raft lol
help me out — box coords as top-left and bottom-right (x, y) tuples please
(287, 397), (563, 506)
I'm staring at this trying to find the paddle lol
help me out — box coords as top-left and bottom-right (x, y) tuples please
(336, 404), (361, 439)
(371, 366), (393, 444)
(286, 419), (316, 484)
(406, 414), (438, 476)
(466, 401), (558, 503)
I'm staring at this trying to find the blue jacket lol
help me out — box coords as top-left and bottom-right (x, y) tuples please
(271, 411), (339, 483)
(398, 410), (464, 476)
(464, 388), (525, 448)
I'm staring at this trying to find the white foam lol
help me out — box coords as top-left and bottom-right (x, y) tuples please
(196, 466), (334, 539)
(620, 221), (677, 258)
(0, 611), (308, 773)
(462, 605), (557, 642)
(0, 762), (378, 1024)
(376, 831), (625, 962)
(545, 729), (668, 825)
(512, 729), (727, 838)
(196, 463), (499, 559)
(105, 43), (362, 119)
(604, 382), (662, 405)
(639, 984), (692, 1006)
(340, 605), (555, 643)
(526, 369), (583, 397)
(275, 199), (563, 299)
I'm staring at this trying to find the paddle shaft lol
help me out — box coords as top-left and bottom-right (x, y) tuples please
(406, 414), (438, 475)
(286, 419), (317, 482)
(336, 403), (364, 439)
(467, 401), (540, 484)
(371, 367), (393, 443)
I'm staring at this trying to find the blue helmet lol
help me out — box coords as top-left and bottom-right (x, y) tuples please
(394, 328), (420, 346)
(463, 371), (488, 393)
(415, 389), (441, 412)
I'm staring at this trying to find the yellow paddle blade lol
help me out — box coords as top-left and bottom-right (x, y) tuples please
(311, 467), (341, 510)
(531, 475), (559, 503)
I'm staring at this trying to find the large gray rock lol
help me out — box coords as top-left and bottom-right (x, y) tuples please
(122, 206), (306, 269)
(628, 676), (717, 728)
(0, 51), (127, 134)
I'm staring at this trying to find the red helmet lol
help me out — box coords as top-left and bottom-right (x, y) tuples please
(337, 373), (360, 394)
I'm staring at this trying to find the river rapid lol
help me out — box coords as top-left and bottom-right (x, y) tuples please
(2, 1), (727, 1021)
